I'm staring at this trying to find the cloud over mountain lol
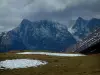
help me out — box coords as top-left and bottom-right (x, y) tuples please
(0, 0), (100, 32)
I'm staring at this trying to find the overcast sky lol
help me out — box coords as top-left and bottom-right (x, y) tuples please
(0, 0), (100, 32)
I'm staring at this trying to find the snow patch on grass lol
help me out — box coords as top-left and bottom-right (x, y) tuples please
(17, 52), (86, 57)
(0, 59), (47, 69)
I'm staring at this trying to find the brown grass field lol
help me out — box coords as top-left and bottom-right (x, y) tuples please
(0, 53), (100, 75)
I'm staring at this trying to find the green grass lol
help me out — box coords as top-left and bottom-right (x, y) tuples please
(0, 53), (100, 75)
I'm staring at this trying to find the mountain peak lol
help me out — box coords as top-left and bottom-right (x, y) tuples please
(77, 17), (84, 21)
(22, 19), (30, 22)
(73, 17), (87, 27)
(20, 19), (32, 28)
(21, 19), (31, 24)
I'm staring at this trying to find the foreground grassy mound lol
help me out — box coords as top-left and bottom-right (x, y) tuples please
(0, 53), (100, 75)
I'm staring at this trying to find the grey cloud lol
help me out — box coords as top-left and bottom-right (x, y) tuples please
(0, 0), (100, 32)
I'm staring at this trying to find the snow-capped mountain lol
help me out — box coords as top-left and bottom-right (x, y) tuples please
(0, 19), (76, 52)
(69, 17), (100, 41)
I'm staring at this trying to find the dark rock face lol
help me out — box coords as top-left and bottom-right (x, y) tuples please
(66, 17), (100, 54)
(66, 28), (100, 54)
(0, 19), (76, 52)
(87, 18), (100, 32)
(71, 17), (89, 40)
(70, 17), (100, 41)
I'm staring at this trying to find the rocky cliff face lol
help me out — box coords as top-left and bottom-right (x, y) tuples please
(0, 19), (76, 52)
(69, 17), (100, 41)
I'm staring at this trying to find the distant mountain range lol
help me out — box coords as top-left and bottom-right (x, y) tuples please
(69, 17), (100, 41)
(0, 19), (76, 52)
(1, 17), (100, 52)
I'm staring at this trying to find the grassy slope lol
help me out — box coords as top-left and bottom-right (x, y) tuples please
(0, 53), (100, 75)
